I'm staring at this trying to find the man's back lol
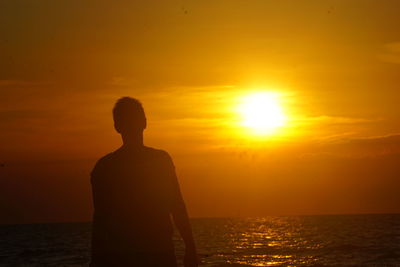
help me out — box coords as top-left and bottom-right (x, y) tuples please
(90, 97), (197, 267)
(90, 146), (179, 266)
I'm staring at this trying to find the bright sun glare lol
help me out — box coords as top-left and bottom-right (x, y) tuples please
(237, 91), (287, 136)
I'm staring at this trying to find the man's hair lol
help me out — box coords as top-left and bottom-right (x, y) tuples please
(113, 97), (146, 131)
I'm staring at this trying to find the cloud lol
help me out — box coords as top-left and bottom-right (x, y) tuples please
(338, 134), (400, 152)
(310, 134), (400, 158)
(0, 109), (53, 122)
(297, 115), (374, 124)
(378, 42), (400, 64)
(0, 80), (49, 87)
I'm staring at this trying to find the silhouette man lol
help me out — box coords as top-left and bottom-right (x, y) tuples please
(90, 97), (198, 267)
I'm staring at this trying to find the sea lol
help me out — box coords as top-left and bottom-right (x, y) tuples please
(1, 214), (399, 266)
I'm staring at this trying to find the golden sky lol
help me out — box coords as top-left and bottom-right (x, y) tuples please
(1, 0), (400, 223)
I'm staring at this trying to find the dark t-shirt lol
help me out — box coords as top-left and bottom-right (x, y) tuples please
(90, 146), (182, 260)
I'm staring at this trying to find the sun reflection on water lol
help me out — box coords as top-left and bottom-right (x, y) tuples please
(174, 215), (399, 266)
(186, 217), (324, 266)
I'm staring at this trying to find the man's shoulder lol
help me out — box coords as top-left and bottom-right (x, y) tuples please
(96, 152), (115, 165)
(144, 146), (175, 171)
(91, 152), (116, 174)
(144, 146), (172, 160)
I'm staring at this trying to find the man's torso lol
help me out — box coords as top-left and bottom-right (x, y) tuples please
(90, 146), (176, 254)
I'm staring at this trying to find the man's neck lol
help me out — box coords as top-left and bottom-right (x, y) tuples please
(121, 132), (144, 148)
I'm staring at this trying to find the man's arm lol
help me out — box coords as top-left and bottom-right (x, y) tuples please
(165, 152), (198, 267)
(172, 196), (198, 267)
(171, 187), (196, 251)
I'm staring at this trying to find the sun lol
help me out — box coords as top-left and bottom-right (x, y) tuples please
(237, 91), (287, 136)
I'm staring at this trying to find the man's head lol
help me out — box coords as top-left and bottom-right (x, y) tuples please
(113, 97), (147, 135)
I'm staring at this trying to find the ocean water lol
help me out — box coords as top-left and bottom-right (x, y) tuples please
(0, 214), (399, 266)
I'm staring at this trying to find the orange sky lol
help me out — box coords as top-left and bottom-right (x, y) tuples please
(1, 0), (400, 224)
